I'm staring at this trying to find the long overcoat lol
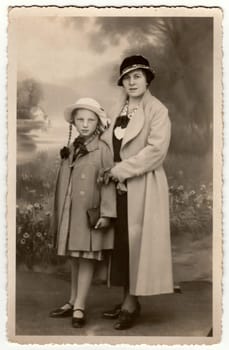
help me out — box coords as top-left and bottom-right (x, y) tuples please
(52, 136), (116, 253)
(101, 90), (174, 296)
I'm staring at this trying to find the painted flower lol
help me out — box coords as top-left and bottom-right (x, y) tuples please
(23, 232), (30, 239)
(189, 190), (196, 197)
(26, 204), (33, 212)
(33, 203), (40, 209)
(36, 232), (42, 238)
(200, 184), (206, 191)
(20, 238), (26, 245)
(17, 226), (22, 235)
(177, 185), (184, 192)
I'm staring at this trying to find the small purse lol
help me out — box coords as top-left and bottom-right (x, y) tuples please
(87, 207), (100, 228)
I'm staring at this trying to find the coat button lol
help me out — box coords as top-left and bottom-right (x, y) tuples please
(81, 174), (86, 179)
(79, 191), (85, 196)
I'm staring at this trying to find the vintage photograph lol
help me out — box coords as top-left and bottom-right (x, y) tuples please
(7, 6), (222, 345)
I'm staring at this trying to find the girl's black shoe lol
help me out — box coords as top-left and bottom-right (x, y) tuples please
(114, 302), (141, 330)
(72, 308), (86, 328)
(102, 303), (122, 319)
(49, 302), (73, 318)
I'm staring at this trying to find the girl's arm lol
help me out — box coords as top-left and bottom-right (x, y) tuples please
(110, 106), (171, 183)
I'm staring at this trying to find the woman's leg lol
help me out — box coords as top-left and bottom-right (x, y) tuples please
(69, 258), (79, 306)
(73, 257), (94, 318)
(122, 293), (139, 313)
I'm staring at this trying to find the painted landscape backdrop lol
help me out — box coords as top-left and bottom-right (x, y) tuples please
(16, 16), (213, 283)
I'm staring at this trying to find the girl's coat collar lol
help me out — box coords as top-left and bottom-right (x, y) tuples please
(68, 136), (99, 165)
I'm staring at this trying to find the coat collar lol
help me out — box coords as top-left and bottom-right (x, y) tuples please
(101, 89), (152, 152)
(86, 135), (99, 152)
(69, 135), (99, 165)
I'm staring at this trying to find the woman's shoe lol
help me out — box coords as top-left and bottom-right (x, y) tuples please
(49, 302), (73, 318)
(114, 302), (141, 330)
(102, 303), (122, 319)
(72, 308), (86, 328)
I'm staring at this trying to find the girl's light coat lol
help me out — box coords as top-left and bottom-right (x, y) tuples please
(101, 90), (174, 296)
(52, 137), (116, 252)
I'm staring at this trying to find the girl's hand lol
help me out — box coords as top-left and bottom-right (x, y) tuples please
(94, 217), (111, 230)
(97, 168), (112, 185)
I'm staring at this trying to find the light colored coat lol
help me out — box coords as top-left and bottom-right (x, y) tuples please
(101, 90), (174, 296)
(52, 136), (116, 252)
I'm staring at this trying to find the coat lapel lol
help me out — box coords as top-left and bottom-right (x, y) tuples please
(86, 136), (99, 152)
(100, 97), (125, 155)
(121, 90), (152, 149)
(100, 118), (116, 156)
(101, 89), (151, 152)
(121, 102), (145, 149)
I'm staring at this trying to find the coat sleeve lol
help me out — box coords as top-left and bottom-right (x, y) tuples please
(99, 141), (117, 218)
(111, 106), (171, 182)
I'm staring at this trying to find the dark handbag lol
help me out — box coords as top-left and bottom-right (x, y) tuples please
(87, 207), (100, 228)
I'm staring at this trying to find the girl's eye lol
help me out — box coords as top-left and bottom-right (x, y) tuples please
(76, 118), (83, 122)
(89, 119), (96, 122)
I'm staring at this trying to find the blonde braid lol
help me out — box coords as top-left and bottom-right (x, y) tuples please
(67, 122), (73, 146)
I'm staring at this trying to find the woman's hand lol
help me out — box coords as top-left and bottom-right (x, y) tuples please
(94, 217), (111, 230)
(109, 167), (120, 182)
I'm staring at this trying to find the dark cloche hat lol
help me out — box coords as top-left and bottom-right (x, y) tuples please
(118, 54), (155, 86)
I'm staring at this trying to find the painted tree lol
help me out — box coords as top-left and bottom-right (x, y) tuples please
(17, 79), (44, 120)
(89, 17), (213, 155)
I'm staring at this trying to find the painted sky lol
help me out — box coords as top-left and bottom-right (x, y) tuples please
(15, 16), (133, 160)
(15, 16), (169, 157)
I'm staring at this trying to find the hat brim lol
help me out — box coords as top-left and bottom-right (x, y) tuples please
(117, 65), (155, 86)
(64, 103), (104, 124)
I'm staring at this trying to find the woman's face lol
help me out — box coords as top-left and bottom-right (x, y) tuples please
(73, 109), (98, 139)
(122, 69), (148, 98)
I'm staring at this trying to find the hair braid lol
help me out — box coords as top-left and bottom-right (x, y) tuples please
(60, 122), (72, 159)
(67, 123), (73, 146)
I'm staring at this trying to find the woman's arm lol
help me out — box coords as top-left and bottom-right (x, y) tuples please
(111, 106), (171, 183)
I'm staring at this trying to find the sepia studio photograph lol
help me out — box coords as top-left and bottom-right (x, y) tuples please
(7, 6), (222, 345)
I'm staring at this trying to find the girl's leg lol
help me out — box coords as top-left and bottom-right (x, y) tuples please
(73, 258), (94, 318)
(69, 258), (79, 306)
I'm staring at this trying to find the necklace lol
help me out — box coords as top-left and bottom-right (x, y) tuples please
(121, 100), (140, 119)
(114, 100), (140, 141)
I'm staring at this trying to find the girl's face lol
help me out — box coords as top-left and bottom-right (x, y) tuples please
(122, 69), (148, 99)
(73, 109), (98, 139)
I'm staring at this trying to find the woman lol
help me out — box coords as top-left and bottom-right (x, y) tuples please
(101, 55), (174, 330)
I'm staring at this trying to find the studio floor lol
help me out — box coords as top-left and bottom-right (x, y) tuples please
(15, 270), (212, 338)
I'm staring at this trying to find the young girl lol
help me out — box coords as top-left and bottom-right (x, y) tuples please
(49, 97), (116, 328)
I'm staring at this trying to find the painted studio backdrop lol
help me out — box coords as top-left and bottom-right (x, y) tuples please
(15, 15), (213, 336)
